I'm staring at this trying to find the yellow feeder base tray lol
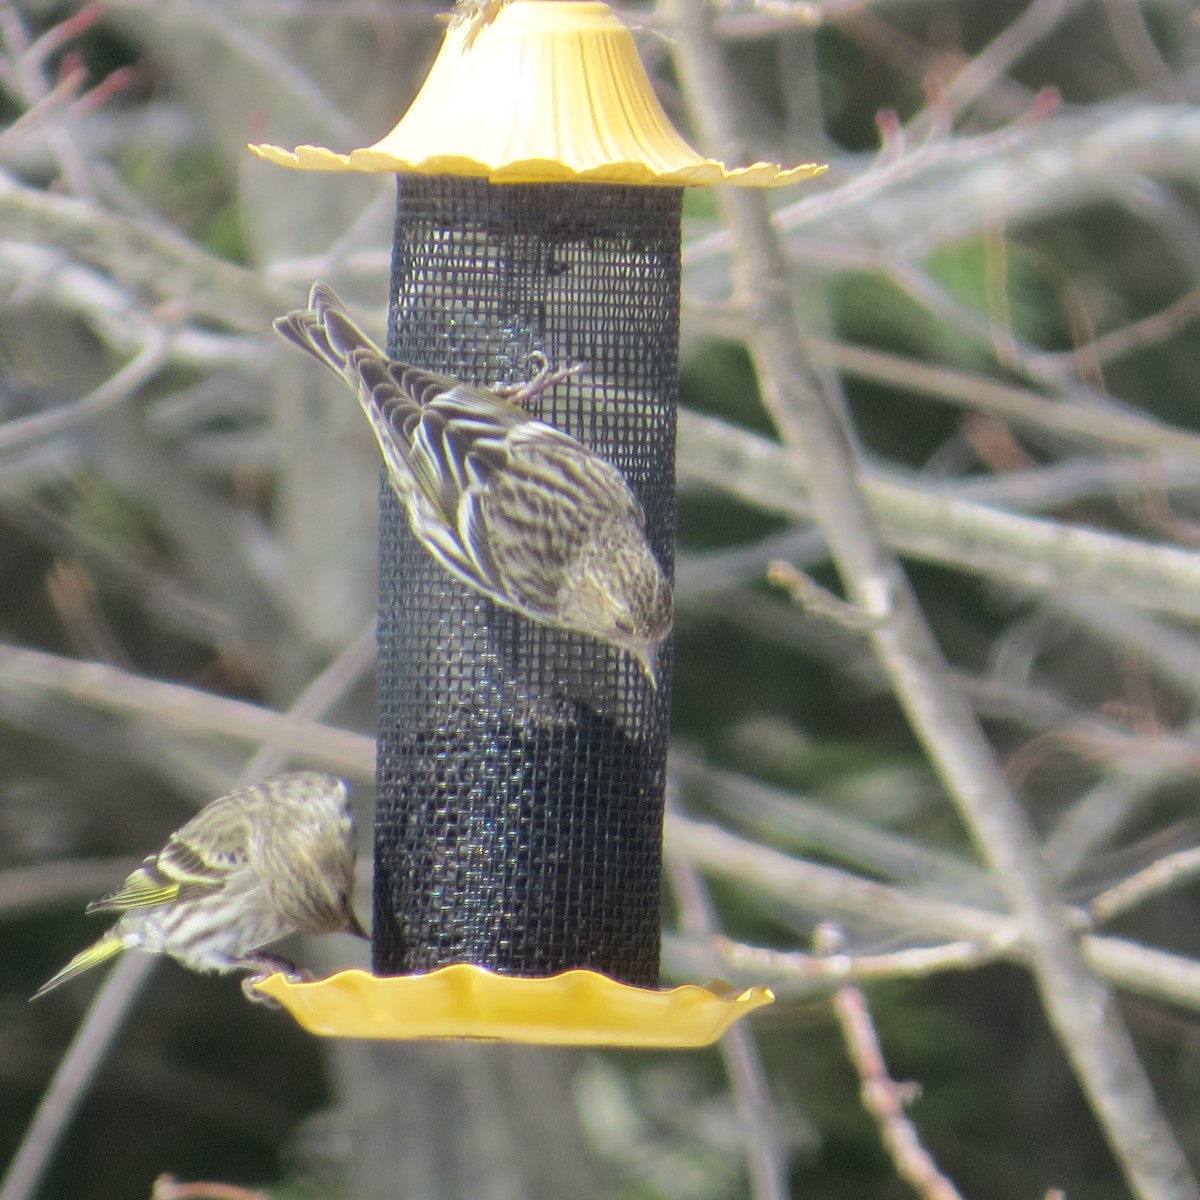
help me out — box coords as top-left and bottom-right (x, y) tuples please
(253, 965), (773, 1047)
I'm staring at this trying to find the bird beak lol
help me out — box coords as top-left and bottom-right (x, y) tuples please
(346, 911), (370, 940)
(634, 645), (659, 688)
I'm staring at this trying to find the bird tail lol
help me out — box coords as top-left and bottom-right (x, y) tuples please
(31, 931), (125, 1000)
(272, 282), (386, 391)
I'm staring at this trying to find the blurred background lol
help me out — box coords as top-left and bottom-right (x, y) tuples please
(3, 0), (1200, 1197)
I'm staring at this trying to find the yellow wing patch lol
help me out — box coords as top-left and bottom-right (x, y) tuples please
(86, 863), (180, 913)
(157, 836), (232, 886)
(85, 847), (221, 914)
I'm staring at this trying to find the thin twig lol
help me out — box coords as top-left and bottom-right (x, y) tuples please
(1039, 287), (1200, 373)
(1085, 937), (1200, 1013)
(0, 643), (374, 779)
(671, 748), (995, 900)
(1091, 846), (1200, 927)
(803, 336), (1200, 464)
(0, 241), (261, 370)
(1101, 0), (1187, 102)
(824, 927), (966, 1200)
(667, 812), (1015, 945)
(767, 559), (882, 632)
(712, 933), (1014, 982)
(0, 1), (98, 197)
(1043, 770), (1169, 882)
(0, 858), (140, 919)
(935, 0), (1086, 118)
(151, 1173), (268, 1200)
(241, 618), (376, 780)
(0, 336), (168, 454)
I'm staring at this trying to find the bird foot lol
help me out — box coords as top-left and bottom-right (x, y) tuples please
(495, 356), (585, 406)
(239, 955), (312, 1006)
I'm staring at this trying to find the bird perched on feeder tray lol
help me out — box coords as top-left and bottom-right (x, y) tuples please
(32, 771), (366, 1003)
(274, 282), (672, 684)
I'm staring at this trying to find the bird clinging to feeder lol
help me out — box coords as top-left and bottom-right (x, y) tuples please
(275, 282), (673, 684)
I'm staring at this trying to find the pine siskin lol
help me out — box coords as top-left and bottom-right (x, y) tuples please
(274, 283), (672, 684)
(33, 771), (366, 1002)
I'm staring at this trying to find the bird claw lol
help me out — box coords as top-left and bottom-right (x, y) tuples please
(239, 955), (312, 1006)
(495, 356), (585, 406)
(242, 975), (282, 1006)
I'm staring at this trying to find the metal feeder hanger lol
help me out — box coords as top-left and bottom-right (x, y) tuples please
(250, 0), (824, 1046)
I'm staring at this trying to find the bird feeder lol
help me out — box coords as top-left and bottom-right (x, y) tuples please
(250, 0), (822, 1044)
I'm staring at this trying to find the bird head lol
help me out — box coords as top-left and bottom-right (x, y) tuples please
(257, 774), (368, 938)
(305, 840), (368, 937)
(564, 518), (672, 686)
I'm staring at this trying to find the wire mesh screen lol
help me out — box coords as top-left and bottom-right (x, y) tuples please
(374, 176), (679, 986)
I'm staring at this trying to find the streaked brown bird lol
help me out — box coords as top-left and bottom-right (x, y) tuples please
(274, 282), (672, 683)
(33, 771), (366, 1002)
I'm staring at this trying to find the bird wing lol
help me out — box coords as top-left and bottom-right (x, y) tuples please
(84, 846), (221, 913)
(86, 796), (249, 914)
(409, 395), (643, 618)
(363, 367), (524, 504)
(349, 342), (648, 622)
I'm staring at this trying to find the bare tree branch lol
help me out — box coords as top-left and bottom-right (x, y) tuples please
(663, 1), (1200, 1195)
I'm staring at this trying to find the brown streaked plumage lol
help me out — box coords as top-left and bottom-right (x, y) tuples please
(274, 283), (672, 683)
(33, 771), (365, 1002)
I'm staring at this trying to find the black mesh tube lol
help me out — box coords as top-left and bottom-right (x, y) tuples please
(373, 176), (679, 987)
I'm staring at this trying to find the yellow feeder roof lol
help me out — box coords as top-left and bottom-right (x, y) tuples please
(254, 965), (774, 1046)
(249, 0), (825, 187)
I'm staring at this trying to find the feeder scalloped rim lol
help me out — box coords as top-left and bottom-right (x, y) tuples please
(247, 141), (825, 188)
(253, 965), (774, 1045)
(245, 0), (827, 188)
